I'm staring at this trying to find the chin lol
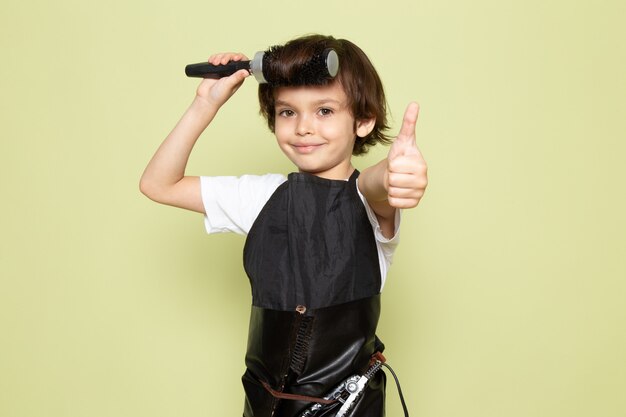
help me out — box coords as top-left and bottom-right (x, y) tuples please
(296, 164), (326, 174)
(287, 157), (323, 173)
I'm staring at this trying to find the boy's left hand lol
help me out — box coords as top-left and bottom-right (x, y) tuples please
(385, 102), (428, 208)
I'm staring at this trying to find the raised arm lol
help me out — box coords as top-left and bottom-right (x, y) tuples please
(358, 102), (428, 238)
(139, 53), (250, 213)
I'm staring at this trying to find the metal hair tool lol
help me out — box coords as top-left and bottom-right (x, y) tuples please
(298, 359), (384, 417)
(334, 359), (384, 417)
(185, 48), (339, 85)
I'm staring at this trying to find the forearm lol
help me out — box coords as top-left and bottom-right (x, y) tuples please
(359, 159), (388, 203)
(139, 97), (218, 206)
(359, 102), (427, 237)
(359, 159), (396, 237)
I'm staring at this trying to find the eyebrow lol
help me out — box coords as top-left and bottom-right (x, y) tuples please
(274, 98), (344, 107)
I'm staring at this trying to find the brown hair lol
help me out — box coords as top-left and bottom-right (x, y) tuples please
(258, 34), (391, 155)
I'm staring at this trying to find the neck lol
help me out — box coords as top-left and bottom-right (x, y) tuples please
(301, 164), (355, 180)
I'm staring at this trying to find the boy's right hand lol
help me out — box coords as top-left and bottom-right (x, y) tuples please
(195, 52), (250, 107)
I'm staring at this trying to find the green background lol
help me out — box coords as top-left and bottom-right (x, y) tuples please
(1, 0), (625, 416)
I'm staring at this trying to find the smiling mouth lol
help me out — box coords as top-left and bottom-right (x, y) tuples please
(293, 144), (324, 154)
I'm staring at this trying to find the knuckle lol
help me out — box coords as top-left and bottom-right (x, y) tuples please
(388, 197), (403, 208)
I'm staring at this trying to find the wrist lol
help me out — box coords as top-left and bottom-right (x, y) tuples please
(359, 159), (389, 202)
(188, 95), (220, 125)
(191, 94), (219, 112)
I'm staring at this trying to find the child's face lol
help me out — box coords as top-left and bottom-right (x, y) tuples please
(273, 82), (373, 180)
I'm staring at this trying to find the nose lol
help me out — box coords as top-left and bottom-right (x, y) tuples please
(296, 115), (313, 136)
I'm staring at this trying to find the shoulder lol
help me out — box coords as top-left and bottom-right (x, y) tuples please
(201, 173), (286, 190)
(200, 173), (287, 235)
(200, 173), (287, 203)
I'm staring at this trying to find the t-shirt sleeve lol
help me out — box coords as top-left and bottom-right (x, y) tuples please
(355, 177), (401, 289)
(200, 174), (287, 235)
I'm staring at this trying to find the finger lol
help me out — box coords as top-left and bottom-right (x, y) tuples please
(217, 69), (250, 90)
(388, 155), (427, 175)
(217, 54), (233, 65)
(230, 53), (249, 61)
(387, 172), (428, 190)
(218, 52), (247, 63)
(208, 52), (248, 65)
(389, 136), (423, 159)
(208, 53), (222, 64)
(232, 68), (251, 81)
(387, 177), (427, 197)
(398, 102), (420, 139)
(387, 102), (422, 160)
(388, 186), (424, 199)
(387, 172), (414, 187)
(388, 196), (421, 209)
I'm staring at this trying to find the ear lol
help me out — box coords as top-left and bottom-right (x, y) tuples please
(355, 118), (376, 138)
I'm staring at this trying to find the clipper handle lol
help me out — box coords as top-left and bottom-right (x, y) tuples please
(185, 60), (251, 78)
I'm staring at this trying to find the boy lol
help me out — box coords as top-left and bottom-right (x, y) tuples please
(140, 34), (427, 417)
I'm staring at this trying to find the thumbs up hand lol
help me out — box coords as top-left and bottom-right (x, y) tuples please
(385, 102), (428, 209)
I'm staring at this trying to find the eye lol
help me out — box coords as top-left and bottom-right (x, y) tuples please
(318, 107), (333, 116)
(277, 109), (295, 117)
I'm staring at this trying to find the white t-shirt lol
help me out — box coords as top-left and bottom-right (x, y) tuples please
(200, 174), (400, 290)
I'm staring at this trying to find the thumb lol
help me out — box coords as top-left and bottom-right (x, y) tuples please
(388, 102), (421, 160)
(207, 69), (249, 104)
(399, 102), (419, 139)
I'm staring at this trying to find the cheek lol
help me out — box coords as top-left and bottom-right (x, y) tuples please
(273, 122), (289, 141)
(323, 122), (356, 146)
(318, 121), (344, 138)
